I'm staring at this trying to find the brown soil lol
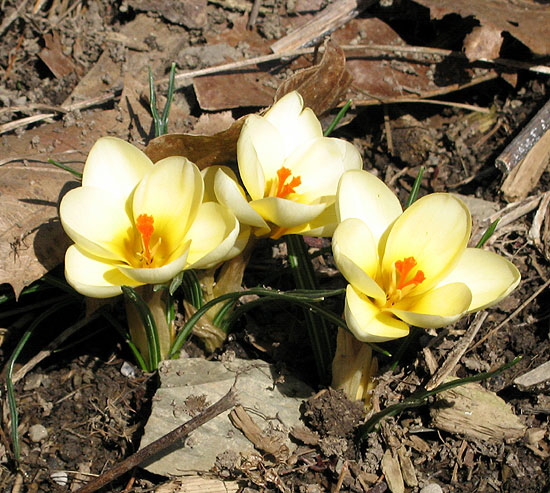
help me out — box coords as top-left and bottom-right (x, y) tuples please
(0, 1), (549, 492)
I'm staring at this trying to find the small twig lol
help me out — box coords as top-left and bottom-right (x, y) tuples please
(383, 105), (394, 156)
(468, 278), (550, 354)
(426, 311), (488, 390)
(75, 386), (238, 493)
(247, 0), (262, 29)
(0, 0), (30, 38)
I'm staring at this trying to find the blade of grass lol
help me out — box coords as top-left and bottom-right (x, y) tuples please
(476, 219), (500, 248)
(48, 158), (83, 179)
(405, 166), (425, 208)
(5, 299), (76, 461)
(324, 99), (353, 137)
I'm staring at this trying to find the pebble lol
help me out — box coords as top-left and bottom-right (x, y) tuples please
(420, 484), (444, 493)
(28, 424), (48, 442)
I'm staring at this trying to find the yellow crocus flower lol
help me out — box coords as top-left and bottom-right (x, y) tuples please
(60, 137), (241, 298)
(333, 169), (521, 342)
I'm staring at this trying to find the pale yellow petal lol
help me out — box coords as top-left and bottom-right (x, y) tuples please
(390, 282), (472, 328)
(285, 138), (363, 203)
(64, 245), (141, 298)
(60, 186), (133, 261)
(186, 202), (241, 269)
(237, 115), (282, 199)
(133, 157), (203, 253)
(439, 248), (521, 312)
(345, 285), (410, 343)
(264, 91), (323, 155)
(250, 196), (326, 229)
(337, 169), (402, 243)
(202, 165), (238, 203)
(333, 219), (386, 301)
(214, 168), (269, 229)
(118, 242), (190, 284)
(81, 137), (153, 203)
(381, 193), (471, 293)
(283, 203), (338, 237)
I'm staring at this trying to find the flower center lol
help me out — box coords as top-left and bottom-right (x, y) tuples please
(275, 166), (301, 198)
(384, 256), (425, 306)
(136, 213), (161, 266)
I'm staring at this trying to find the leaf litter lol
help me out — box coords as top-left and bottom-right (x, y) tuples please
(0, 0), (549, 492)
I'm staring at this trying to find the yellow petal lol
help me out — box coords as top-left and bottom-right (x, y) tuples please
(390, 282), (472, 328)
(345, 285), (410, 342)
(202, 165), (238, 203)
(118, 241), (190, 284)
(382, 193), (471, 293)
(64, 245), (141, 298)
(186, 202), (241, 269)
(285, 138), (363, 203)
(438, 248), (521, 312)
(264, 91), (323, 155)
(283, 203), (338, 237)
(81, 137), (153, 203)
(250, 196), (326, 229)
(214, 168), (269, 230)
(333, 219), (386, 301)
(237, 115), (282, 200)
(337, 169), (402, 243)
(133, 157), (203, 252)
(60, 186), (133, 261)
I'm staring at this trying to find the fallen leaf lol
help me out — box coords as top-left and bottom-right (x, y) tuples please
(144, 118), (245, 166)
(0, 163), (76, 297)
(38, 31), (79, 79)
(275, 40), (353, 115)
(413, 0), (550, 56)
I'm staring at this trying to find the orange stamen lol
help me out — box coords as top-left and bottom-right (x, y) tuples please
(395, 256), (425, 290)
(276, 166), (301, 198)
(136, 214), (154, 263)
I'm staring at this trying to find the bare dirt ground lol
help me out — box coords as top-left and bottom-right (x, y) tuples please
(0, 1), (548, 492)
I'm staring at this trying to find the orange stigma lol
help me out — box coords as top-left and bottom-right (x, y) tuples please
(276, 166), (301, 198)
(136, 214), (155, 264)
(395, 257), (425, 290)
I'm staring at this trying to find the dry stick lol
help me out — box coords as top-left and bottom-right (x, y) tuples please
(425, 311), (488, 391)
(2, 44), (547, 135)
(0, 0), (30, 37)
(246, 0), (262, 30)
(468, 278), (550, 354)
(75, 386), (238, 493)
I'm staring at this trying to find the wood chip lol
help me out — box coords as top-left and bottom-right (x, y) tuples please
(381, 449), (404, 493)
(430, 381), (526, 442)
(397, 447), (418, 487)
(514, 361), (550, 389)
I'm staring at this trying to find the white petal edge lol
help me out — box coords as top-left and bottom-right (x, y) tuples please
(333, 218), (386, 301)
(438, 248), (521, 312)
(250, 196), (326, 229)
(214, 168), (269, 229)
(345, 284), (410, 343)
(60, 186), (133, 261)
(64, 245), (141, 298)
(81, 137), (153, 203)
(390, 282), (472, 329)
(336, 169), (402, 243)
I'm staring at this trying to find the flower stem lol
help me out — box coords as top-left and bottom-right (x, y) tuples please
(285, 234), (333, 383)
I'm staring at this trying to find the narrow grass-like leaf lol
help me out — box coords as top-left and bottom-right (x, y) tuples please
(405, 166), (425, 208)
(324, 99), (352, 137)
(476, 219), (500, 248)
(122, 286), (161, 371)
(181, 270), (203, 308)
(48, 158), (83, 179)
(358, 356), (522, 441)
(286, 234), (332, 382)
(6, 299), (75, 461)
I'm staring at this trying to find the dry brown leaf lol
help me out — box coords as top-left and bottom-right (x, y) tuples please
(413, 0), (550, 56)
(144, 117), (245, 166)
(38, 31), (79, 79)
(464, 25), (503, 62)
(275, 40), (353, 116)
(0, 163), (75, 297)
